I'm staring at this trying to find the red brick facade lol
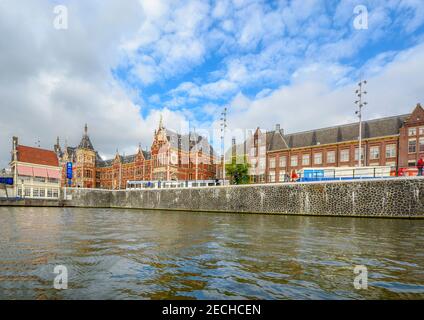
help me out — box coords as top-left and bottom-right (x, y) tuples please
(238, 104), (423, 183)
(56, 120), (217, 189)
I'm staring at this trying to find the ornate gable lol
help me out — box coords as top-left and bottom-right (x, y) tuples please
(404, 103), (424, 127)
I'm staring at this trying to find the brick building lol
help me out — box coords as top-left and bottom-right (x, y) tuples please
(56, 117), (217, 189)
(232, 103), (423, 183)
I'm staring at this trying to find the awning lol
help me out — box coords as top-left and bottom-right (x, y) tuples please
(47, 169), (60, 179)
(33, 167), (48, 178)
(17, 165), (33, 176)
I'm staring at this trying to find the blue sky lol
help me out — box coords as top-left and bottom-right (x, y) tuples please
(1, 0), (424, 167)
(112, 0), (424, 126)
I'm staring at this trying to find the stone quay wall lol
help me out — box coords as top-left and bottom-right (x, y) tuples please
(61, 177), (424, 218)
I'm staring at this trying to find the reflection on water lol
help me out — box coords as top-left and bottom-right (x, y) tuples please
(0, 207), (423, 300)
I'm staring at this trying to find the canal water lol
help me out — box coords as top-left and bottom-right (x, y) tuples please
(0, 207), (423, 300)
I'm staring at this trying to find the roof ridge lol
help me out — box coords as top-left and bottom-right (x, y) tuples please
(283, 113), (409, 137)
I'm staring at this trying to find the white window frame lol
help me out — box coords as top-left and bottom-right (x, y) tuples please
(314, 152), (322, 165)
(340, 149), (349, 162)
(327, 151), (336, 164)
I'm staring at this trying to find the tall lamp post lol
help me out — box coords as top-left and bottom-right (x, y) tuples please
(220, 107), (227, 182)
(355, 80), (368, 167)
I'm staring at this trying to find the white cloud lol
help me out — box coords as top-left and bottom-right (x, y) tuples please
(0, 0), (189, 168)
(222, 43), (424, 136)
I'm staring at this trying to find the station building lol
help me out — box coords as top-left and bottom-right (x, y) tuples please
(55, 118), (218, 189)
(232, 103), (424, 183)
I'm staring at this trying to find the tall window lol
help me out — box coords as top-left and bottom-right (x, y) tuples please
(354, 147), (365, 161)
(259, 158), (266, 170)
(314, 153), (322, 165)
(302, 154), (310, 166)
(409, 139), (417, 153)
(385, 144), (396, 158)
(409, 128), (417, 136)
(269, 158), (276, 169)
(340, 149), (350, 162)
(268, 171), (276, 183)
(279, 156), (286, 167)
(420, 127), (424, 135)
(370, 146), (380, 160)
(420, 138), (424, 152)
(327, 151), (336, 163)
(290, 155), (298, 167)
(279, 171), (286, 182)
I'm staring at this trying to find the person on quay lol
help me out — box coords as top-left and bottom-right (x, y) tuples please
(417, 156), (424, 176)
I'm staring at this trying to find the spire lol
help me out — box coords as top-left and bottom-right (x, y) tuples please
(159, 114), (164, 129)
(78, 124), (94, 150)
(56, 136), (60, 146)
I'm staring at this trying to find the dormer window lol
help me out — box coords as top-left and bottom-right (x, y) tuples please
(409, 128), (417, 136)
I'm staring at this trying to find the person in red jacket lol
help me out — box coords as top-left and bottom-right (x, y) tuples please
(417, 156), (424, 176)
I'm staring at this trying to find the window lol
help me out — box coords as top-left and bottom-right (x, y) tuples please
(52, 189), (59, 198)
(269, 171), (276, 183)
(340, 149), (349, 162)
(259, 146), (266, 155)
(408, 160), (416, 167)
(409, 128), (417, 136)
(327, 151), (336, 163)
(354, 147), (365, 161)
(279, 156), (286, 167)
(279, 171), (287, 182)
(47, 189), (53, 198)
(259, 158), (266, 170)
(290, 155), (298, 167)
(420, 127), (424, 135)
(17, 188), (22, 197)
(302, 154), (310, 166)
(370, 146), (380, 160)
(420, 138), (424, 152)
(269, 158), (276, 169)
(385, 144), (396, 158)
(48, 178), (59, 184)
(33, 188), (39, 198)
(34, 177), (46, 183)
(24, 188), (31, 197)
(40, 189), (45, 197)
(409, 139), (417, 153)
(314, 153), (322, 165)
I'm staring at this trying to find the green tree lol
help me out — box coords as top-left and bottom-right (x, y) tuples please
(226, 155), (250, 184)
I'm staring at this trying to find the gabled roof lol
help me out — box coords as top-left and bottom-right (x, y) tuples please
(16, 145), (59, 167)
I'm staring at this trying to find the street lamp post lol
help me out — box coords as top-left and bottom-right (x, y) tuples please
(355, 80), (368, 168)
(220, 107), (227, 183)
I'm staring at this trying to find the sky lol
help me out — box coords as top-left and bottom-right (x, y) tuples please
(1, 0), (424, 168)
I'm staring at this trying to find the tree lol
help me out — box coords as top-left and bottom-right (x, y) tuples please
(225, 155), (250, 185)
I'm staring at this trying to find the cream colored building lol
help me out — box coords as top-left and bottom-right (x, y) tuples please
(10, 137), (61, 199)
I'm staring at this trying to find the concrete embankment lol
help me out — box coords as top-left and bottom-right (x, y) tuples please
(59, 177), (424, 218)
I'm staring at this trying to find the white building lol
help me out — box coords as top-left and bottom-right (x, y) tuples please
(10, 137), (61, 199)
